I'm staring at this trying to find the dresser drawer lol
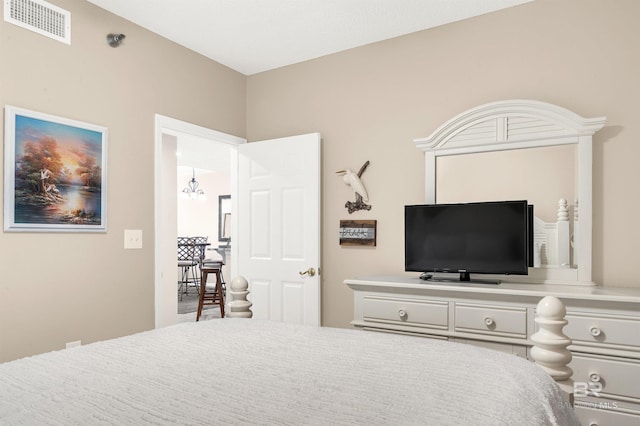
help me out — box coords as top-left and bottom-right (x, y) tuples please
(454, 303), (527, 338)
(565, 311), (640, 350)
(575, 404), (640, 426)
(571, 353), (640, 400)
(362, 296), (448, 330)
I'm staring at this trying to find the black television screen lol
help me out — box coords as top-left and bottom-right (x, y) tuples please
(405, 201), (529, 281)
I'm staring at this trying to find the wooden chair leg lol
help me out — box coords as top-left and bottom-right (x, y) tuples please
(216, 270), (225, 318)
(196, 270), (207, 321)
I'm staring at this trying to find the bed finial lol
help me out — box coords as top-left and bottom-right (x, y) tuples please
(530, 296), (573, 402)
(227, 276), (253, 318)
(557, 199), (569, 222)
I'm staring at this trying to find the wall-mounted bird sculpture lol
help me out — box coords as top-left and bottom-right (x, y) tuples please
(336, 161), (371, 214)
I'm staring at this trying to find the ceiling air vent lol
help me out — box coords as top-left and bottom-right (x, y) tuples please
(4, 0), (70, 44)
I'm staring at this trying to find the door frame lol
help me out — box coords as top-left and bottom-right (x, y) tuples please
(154, 115), (245, 328)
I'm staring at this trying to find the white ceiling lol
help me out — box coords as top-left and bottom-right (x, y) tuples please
(87, 0), (532, 76)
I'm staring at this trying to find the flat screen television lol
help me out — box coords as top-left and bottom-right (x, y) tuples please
(405, 200), (530, 283)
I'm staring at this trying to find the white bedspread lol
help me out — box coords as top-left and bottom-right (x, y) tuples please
(0, 319), (579, 425)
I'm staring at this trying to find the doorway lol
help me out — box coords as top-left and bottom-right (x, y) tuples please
(154, 115), (245, 328)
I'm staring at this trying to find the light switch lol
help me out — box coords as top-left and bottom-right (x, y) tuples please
(124, 229), (143, 249)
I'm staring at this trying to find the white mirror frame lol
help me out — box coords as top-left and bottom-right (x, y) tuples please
(414, 100), (605, 285)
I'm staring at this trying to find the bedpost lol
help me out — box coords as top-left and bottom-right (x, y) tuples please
(530, 296), (574, 404)
(227, 276), (253, 318)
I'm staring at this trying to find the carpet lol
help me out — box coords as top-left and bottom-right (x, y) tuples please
(178, 290), (200, 314)
(177, 287), (224, 318)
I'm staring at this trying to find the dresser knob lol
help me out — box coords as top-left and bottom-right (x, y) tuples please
(589, 326), (602, 337)
(484, 317), (495, 327)
(398, 309), (407, 319)
(589, 372), (601, 383)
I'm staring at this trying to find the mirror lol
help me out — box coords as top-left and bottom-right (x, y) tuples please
(414, 100), (605, 285)
(218, 194), (231, 244)
(436, 145), (577, 271)
(436, 145), (576, 223)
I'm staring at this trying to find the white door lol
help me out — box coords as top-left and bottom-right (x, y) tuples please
(237, 133), (321, 325)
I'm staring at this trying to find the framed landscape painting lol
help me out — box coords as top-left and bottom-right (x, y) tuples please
(4, 106), (108, 232)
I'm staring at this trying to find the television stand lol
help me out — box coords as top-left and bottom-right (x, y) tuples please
(419, 271), (500, 285)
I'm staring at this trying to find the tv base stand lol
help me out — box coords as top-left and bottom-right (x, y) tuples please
(419, 272), (500, 285)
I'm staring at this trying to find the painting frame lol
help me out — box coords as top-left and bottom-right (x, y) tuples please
(4, 105), (108, 232)
(218, 194), (231, 243)
(339, 219), (377, 246)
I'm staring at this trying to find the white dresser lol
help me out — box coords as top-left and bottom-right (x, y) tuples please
(345, 275), (640, 425)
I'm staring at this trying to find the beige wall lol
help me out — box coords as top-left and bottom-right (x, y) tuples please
(246, 0), (640, 328)
(0, 0), (246, 361)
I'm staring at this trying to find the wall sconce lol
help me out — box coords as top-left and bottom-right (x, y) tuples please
(107, 33), (126, 47)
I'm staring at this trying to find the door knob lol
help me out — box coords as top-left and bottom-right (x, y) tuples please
(299, 267), (316, 277)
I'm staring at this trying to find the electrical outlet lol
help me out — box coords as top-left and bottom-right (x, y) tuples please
(124, 229), (143, 249)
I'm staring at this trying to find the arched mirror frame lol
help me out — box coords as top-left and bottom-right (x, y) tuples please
(414, 100), (605, 286)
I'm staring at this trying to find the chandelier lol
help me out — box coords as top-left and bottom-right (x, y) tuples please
(182, 168), (205, 200)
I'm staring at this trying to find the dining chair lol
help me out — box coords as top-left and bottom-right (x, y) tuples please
(191, 236), (209, 289)
(191, 236), (208, 263)
(177, 237), (199, 300)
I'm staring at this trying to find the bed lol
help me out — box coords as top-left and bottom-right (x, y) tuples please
(0, 288), (579, 425)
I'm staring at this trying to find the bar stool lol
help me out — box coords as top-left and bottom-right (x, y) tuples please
(196, 265), (225, 321)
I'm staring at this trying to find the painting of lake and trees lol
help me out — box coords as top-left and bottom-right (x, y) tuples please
(4, 106), (107, 232)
